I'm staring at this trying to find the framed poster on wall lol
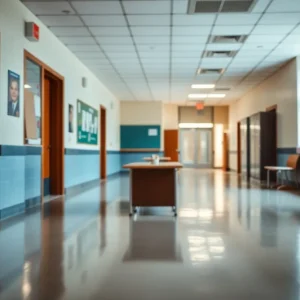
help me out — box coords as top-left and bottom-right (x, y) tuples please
(77, 100), (98, 145)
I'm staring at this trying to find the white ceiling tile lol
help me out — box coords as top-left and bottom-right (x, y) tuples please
(173, 0), (188, 13)
(173, 14), (216, 25)
(82, 15), (126, 26)
(39, 15), (83, 26)
(172, 26), (211, 36)
(141, 57), (170, 63)
(50, 26), (90, 36)
(206, 44), (242, 51)
(96, 36), (133, 45)
(172, 36), (208, 44)
(109, 57), (140, 64)
(131, 26), (170, 36)
(216, 14), (261, 25)
(68, 44), (100, 51)
(172, 44), (205, 51)
(242, 43), (276, 50)
(89, 27), (130, 36)
(252, 0), (272, 12)
(75, 51), (105, 59)
(172, 51), (202, 58)
(251, 25), (295, 35)
(106, 52), (138, 59)
(24, 2), (75, 15)
(101, 45), (135, 52)
(292, 24), (300, 34)
(246, 35), (284, 43)
(124, 1), (171, 14)
(139, 52), (169, 58)
(235, 50), (270, 57)
(128, 15), (170, 26)
(134, 36), (170, 44)
(137, 44), (170, 52)
(72, 1), (123, 14)
(201, 57), (232, 65)
(267, 0), (300, 12)
(59, 36), (96, 45)
(172, 57), (199, 63)
(212, 25), (253, 35)
(282, 34), (300, 44)
(259, 13), (300, 25)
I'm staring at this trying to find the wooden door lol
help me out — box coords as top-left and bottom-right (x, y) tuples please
(164, 130), (178, 162)
(237, 122), (241, 173)
(223, 132), (229, 171)
(100, 106), (106, 179)
(43, 77), (51, 196)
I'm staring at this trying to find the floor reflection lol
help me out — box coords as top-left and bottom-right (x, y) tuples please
(2, 169), (300, 299)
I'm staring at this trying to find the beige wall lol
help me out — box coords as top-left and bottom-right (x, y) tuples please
(228, 59), (298, 170)
(179, 106), (213, 123)
(120, 101), (163, 125)
(163, 104), (178, 129)
(214, 106), (229, 129)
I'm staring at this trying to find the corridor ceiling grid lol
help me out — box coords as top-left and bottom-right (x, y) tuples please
(21, 0), (300, 105)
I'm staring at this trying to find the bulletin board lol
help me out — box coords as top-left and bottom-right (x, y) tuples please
(77, 100), (98, 145)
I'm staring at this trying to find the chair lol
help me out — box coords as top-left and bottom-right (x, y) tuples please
(264, 154), (300, 189)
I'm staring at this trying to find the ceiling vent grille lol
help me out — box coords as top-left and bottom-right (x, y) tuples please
(188, 0), (256, 14)
(210, 35), (247, 44)
(204, 51), (237, 58)
(197, 68), (224, 75)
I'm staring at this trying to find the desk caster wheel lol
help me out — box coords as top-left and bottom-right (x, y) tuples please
(129, 212), (133, 217)
(174, 212), (177, 217)
(172, 206), (176, 212)
(133, 207), (137, 213)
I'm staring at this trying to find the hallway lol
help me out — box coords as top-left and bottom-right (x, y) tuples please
(1, 169), (300, 300)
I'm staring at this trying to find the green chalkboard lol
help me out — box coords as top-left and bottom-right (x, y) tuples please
(77, 100), (98, 145)
(120, 125), (161, 149)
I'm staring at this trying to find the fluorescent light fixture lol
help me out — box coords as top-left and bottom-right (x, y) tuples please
(188, 94), (207, 99)
(191, 84), (215, 89)
(179, 123), (214, 129)
(24, 84), (31, 89)
(207, 94), (226, 98)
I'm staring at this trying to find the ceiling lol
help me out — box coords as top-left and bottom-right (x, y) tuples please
(21, 0), (300, 105)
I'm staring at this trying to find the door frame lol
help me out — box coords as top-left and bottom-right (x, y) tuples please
(237, 121), (241, 174)
(266, 105), (277, 165)
(180, 128), (213, 168)
(100, 105), (106, 180)
(24, 50), (65, 201)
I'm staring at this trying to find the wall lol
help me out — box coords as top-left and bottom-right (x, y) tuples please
(178, 106), (213, 123)
(228, 59), (298, 170)
(120, 101), (163, 167)
(0, 0), (120, 218)
(163, 104), (178, 129)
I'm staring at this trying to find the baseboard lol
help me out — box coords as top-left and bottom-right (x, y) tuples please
(25, 196), (41, 209)
(64, 178), (100, 196)
(0, 203), (25, 221)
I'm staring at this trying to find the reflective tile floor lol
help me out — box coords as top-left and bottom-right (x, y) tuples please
(2, 169), (300, 299)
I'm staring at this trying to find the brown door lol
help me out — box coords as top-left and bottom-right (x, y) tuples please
(164, 130), (179, 162)
(43, 77), (51, 196)
(100, 106), (106, 179)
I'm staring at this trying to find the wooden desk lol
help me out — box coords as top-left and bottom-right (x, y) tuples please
(143, 157), (171, 162)
(123, 162), (183, 216)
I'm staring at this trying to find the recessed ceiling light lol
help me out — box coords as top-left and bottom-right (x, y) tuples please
(188, 94), (207, 99)
(191, 84), (215, 89)
(207, 94), (226, 98)
(24, 84), (31, 89)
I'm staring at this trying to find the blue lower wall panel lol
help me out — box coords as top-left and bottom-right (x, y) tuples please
(25, 156), (41, 201)
(277, 148), (297, 166)
(107, 151), (121, 176)
(0, 156), (25, 211)
(64, 154), (100, 188)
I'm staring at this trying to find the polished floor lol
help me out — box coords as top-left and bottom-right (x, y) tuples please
(1, 169), (300, 299)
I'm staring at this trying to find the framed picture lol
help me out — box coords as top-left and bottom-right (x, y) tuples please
(69, 104), (74, 133)
(7, 70), (20, 117)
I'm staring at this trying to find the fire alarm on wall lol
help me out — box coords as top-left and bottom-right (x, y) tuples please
(82, 77), (87, 88)
(25, 22), (39, 42)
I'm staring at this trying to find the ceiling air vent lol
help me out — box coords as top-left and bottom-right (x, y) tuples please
(210, 35), (247, 44)
(204, 51), (237, 58)
(198, 68), (224, 75)
(188, 0), (256, 14)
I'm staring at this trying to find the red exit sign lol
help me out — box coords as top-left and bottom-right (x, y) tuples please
(25, 22), (39, 42)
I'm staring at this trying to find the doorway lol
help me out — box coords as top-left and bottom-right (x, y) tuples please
(100, 106), (106, 180)
(42, 70), (64, 197)
(180, 128), (212, 168)
(164, 130), (179, 162)
(237, 122), (241, 174)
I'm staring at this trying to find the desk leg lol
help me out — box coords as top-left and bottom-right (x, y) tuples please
(129, 170), (133, 216)
(267, 170), (270, 188)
